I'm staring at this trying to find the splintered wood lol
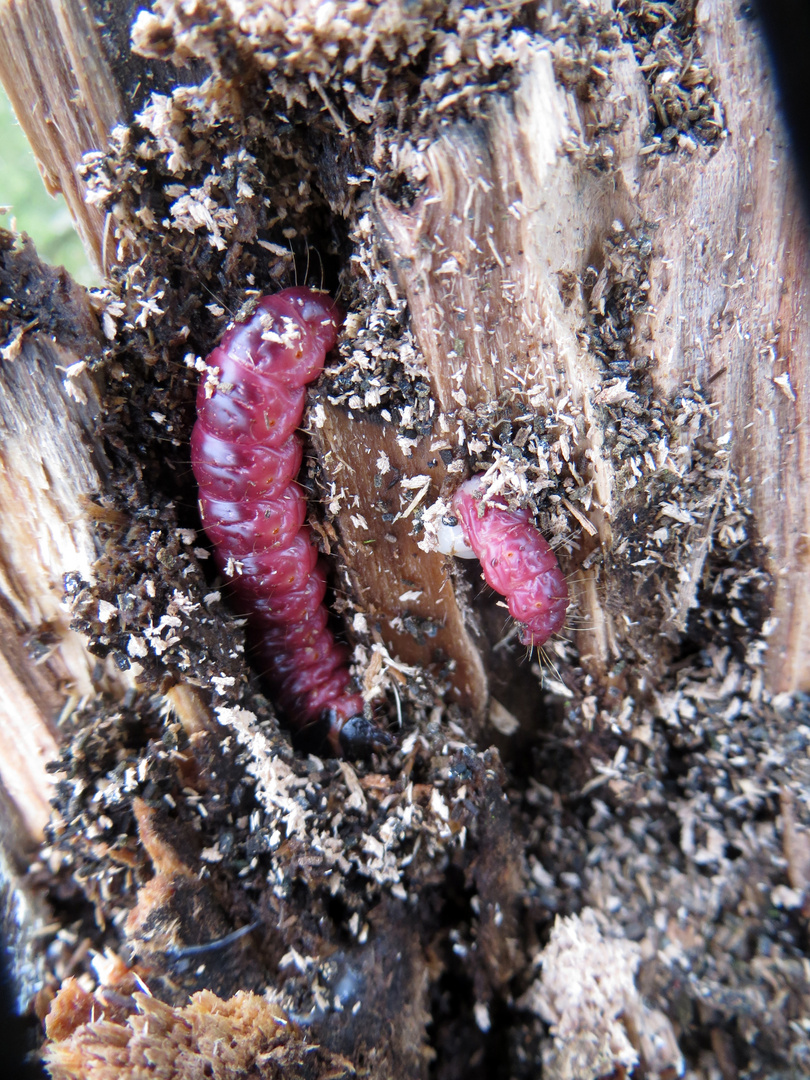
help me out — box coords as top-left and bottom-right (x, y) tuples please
(0, 245), (120, 840)
(360, 13), (809, 695)
(0, 0), (123, 272)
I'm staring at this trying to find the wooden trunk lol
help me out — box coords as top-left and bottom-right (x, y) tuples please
(1, 2), (809, 1078)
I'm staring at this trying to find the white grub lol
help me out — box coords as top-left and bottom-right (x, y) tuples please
(520, 909), (684, 1080)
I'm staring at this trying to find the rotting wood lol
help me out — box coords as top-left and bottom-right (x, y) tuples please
(0, 3), (809, 1078)
(0, 242), (127, 840)
(0, 1), (805, 705)
(636, 0), (810, 692)
(313, 405), (489, 721)
(375, 60), (617, 681)
(374, 10), (810, 695)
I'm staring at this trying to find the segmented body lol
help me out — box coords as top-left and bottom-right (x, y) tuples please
(450, 477), (569, 646)
(191, 287), (381, 755)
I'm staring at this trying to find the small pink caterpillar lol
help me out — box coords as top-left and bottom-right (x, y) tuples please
(439, 477), (569, 646)
(191, 287), (390, 756)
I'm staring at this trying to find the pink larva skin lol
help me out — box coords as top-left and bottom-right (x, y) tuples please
(451, 477), (569, 646)
(191, 287), (389, 756)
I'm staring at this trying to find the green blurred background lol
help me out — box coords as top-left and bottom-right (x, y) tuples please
(0, 84), (97, 287)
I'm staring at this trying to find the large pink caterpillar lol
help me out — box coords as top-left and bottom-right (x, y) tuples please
(191, 287), (390, 756)
(440, 477), (569, 646)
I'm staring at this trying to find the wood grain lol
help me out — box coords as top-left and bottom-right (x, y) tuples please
(0, 0), (124, 272)
(314, 407), (488, 720)
(0, 263), (118, 840)
(369, 14), (810, 694)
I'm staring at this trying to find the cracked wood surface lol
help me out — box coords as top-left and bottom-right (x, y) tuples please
(370, 7), (809, 695)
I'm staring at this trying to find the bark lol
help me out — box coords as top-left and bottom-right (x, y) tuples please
(1, 2), (809, 1079)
